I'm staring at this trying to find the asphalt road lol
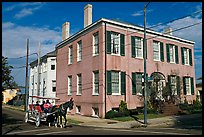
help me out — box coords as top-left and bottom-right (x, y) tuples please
(2, 106), (202, 135)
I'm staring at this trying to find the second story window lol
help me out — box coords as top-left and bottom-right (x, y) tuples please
(131, 36), (143, 58)
(77, 41), (82, 62)
(106, 31), (125, 56)
(68, 46), (73, 64)
(111, 32), (120, 55)
(93, 32), (99, 56)
(181, 47), (192, 66)
(153, 41), (160, 61)
(166, 44), (179, 64)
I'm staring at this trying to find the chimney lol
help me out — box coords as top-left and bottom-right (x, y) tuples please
(62, 22), (70, 41)
(164, 28), (173, 35)
(84, 4), (92, 28)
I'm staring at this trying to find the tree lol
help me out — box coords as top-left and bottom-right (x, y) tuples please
(2, 56), (18, 90)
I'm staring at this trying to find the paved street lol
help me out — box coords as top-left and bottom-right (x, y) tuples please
(2, 106), (202, 135)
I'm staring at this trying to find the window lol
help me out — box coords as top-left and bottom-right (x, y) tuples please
(183, 77), (194, 95)
(135, 37), (143, 58)
(111, 71), (120, 95)
(132, 72), (143, 95)
(51, 65), (55, 70)
(153, 41), (160, 61)
(183, 48), (190, 65)
(68, 76), (72, 95)
(185, 77), (191, 95)
(170, 76), (177, 95)
(93, 71), (99, 95)
(169, 45), (175, 63)
(92, 107), (99, 117)
(111, 32), (120, 55)
(77, 74), (82, 95)
(76, 105), (81, 114)
(77, 41), (82, 62)
(52, 80), (56, 92)
(68, 46), (73, 64)
(93, 32), (99, 56)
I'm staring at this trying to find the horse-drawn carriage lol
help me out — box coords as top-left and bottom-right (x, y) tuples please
(24, 95), (74, 128)
(24, 95), (60, 127)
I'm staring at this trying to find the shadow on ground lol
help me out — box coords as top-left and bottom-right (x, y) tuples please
(169, 113), (202, 130)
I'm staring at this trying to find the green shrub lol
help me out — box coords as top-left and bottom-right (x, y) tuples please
(119, 100), (128, 112)
(105, 110), (118, 119)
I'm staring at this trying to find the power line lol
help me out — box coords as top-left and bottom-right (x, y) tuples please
(11, 66), (26, 69)
(7, 53), (38, 60)
(147, 21), (202, 40)
(148, 10), (202, 30)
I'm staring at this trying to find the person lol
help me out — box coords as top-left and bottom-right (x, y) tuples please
(43, 99), (53, 113)
(40, 101), (45, 111)
(35, 101), (40, 106)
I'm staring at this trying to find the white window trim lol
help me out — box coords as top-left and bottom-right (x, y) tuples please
(169, 45), (176, 64)
(153, 41), (161, 61)
(136, 73), (143, 96)
(76, 106), (81, 114)
(91, 107), (99, 118)
(93, 33), (99, 56)
(111, 33), (121, 56)
(135, 37), (143, 59)
(68, 76), (72, 96)
(184, 48), (190, 65)
(77, 74), (82, 95)
(68, 46), (72, 64)
(77, 41), (82, 62)
(92, 71), (99, 95)
(111, 71), (121, 96)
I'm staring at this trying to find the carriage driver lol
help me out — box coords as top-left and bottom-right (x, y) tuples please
(43, 99), (53, 113)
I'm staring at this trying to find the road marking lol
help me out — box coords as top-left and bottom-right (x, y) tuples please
(36, 131), (72, 135)
(94, 128), (192, 135)
(6, 128), (50, 135)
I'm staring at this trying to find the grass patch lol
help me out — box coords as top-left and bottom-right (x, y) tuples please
(111, 114), (165, 122)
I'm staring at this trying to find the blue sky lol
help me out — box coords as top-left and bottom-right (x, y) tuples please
(2, 2), (202, 89)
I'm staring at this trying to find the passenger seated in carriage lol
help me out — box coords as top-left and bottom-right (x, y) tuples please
(35, 101), (40, 106)
(43, 99), (53, 113)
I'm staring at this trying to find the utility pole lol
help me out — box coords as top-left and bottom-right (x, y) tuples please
(25, 39), (29, 112)
(37, 42), (41, 99)
(143, 2), (150, 126)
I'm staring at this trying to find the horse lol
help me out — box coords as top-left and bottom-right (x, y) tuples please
(46, 105), (59, 127)
(57, 98), (74, 128)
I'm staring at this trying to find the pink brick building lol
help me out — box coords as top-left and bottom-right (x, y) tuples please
(55, 5), (196, 118)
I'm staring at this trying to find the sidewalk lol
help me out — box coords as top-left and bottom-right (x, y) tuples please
(68, 113), (202, 129)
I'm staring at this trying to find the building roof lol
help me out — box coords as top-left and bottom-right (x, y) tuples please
(56, 18), (195, 50)
(30, 50), (56, 66)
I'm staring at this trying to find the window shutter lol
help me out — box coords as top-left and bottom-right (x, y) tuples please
(175, 45), (179, 64)
(120, 34), (125, 56)
(166, 44), (170, 62)
(132, 72), (136, 95)
(181, 47), (184, 65)
(183, 77), (186, 95)
(191, 77), (194, 95)
(176, 76), (180, 95)
(106, 31), (111, 54)
(131, 36), (136, 58)
(160, 42), (164, 62)
(107, 71), (112, 95)
(189, 49), (192, 66)
(121, 72), (126, 95)
(168, 75), (171, 91)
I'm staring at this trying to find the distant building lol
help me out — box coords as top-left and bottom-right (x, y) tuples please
(2, 89), (20, 104)
(28, 50), (56, 105)
(55, 4), (196, 118)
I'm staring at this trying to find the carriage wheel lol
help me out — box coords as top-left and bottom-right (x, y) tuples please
(25, 112), (29, 123)
(35, 115), (40, 127)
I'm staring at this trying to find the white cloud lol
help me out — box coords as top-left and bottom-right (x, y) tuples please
(2, 22), (61, 58)
(132, 9), (153, 17)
